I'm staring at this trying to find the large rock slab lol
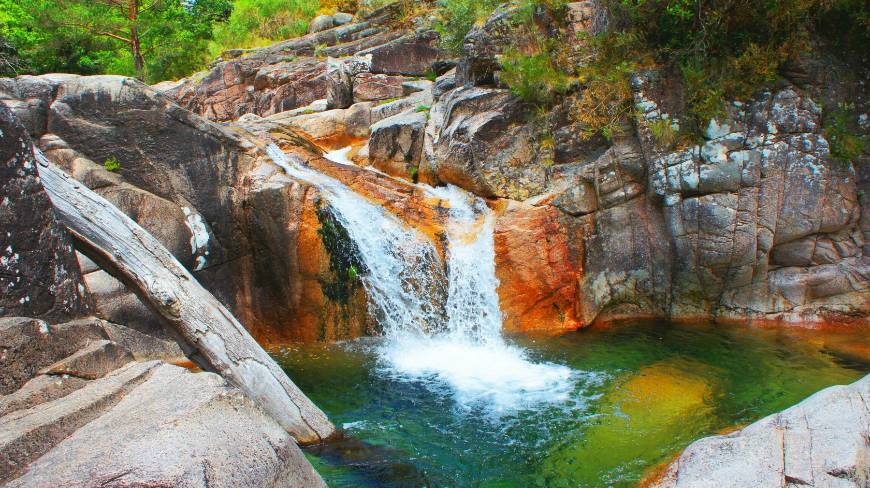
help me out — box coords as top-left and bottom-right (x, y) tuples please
(0, 360), (156, 483)
(359, 29), (444, 76)
(650, 374), (870, 487)
(0, 103), (91, 321)
(369, 110), (427, 181)
(425, 86), (549, 199)
(0, 317), (106, 394)
(4, 362), (326, 488)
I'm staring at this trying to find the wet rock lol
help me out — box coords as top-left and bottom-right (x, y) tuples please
(494, 202), (582, 332)
(651, 374), (870, 488)
(369, 110), (427, 181)
(0, 103), (91, 321)
(238, 156), (373, 342)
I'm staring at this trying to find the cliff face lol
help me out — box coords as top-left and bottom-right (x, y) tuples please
(2, 2), (865, 342)
(490, 82), (868, 331)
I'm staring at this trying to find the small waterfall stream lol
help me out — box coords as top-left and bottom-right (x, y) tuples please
(267, 144), (574, 414)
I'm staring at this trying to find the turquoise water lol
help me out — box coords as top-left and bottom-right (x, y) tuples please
(272, 321), (869, 487)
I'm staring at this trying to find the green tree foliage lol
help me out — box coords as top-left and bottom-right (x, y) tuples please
(0, 0), (232, 82)
(208, 0), (321, 56)
(564, 0), (870, 141)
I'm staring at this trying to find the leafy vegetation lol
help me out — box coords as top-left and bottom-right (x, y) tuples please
(824, 103), (867, 165)
(0, 0), (233, 82)
(499, 49), (570, 105)
(103, 156), (121, 172)
(578, 0), (870, 140)
(433, 0), (500, 55)
(0, 0), (352, 83)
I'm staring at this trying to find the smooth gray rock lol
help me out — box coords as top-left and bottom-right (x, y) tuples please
(333, 12), (353, 25)
(0, 317), (106, 394)
(0, 360), (156, 483)
(369, 110), (428, 180)
(0, 375), (88, 417)
(5, 362), (327, 488)
(425, 85), (547, 199)
(651, 374), (870, 488)
(308, 14), (335, 34)
(38, 340), (134, 380)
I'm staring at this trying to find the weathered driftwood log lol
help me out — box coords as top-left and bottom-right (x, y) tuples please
(36, 153), (335, 445)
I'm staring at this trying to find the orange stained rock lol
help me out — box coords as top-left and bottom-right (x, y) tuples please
(494, 200), (583, 333)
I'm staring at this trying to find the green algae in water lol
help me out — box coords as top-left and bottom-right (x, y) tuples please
(271, 321), (869, 487)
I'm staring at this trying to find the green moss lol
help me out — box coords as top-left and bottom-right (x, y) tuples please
(376, 97), (402, 106)
(315, 200), (367, 304)
(408, 165), (419, 183)
(415, 104), (430, 113)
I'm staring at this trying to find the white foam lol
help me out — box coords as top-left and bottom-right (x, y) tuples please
(324, 146), (355, 166)
(380, 336), (576, 414)
(266, 146), (577, 415)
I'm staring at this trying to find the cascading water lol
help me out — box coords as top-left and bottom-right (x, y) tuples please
(268, 144), (575, 415)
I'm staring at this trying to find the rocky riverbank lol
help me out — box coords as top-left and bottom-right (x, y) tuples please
(0, 0), (867, 485)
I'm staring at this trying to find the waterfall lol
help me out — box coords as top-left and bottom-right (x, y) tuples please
(268, 145), (574, 414)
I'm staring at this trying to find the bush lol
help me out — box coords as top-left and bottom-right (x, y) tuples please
(434, 0), (500, 55)
(592, 0), (870, 139)
(104, 156), (121, 172)
(499, 49), (571, 106)
(824, 103), (867, 165)
(209, 0), (320, 56)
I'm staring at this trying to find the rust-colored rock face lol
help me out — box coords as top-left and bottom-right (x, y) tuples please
(494, 202), (582, 332)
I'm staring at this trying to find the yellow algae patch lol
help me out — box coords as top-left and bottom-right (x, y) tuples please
(538, 358), (717, 487)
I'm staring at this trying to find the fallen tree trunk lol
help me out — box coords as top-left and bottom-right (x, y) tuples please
(36, 152), (335, 445)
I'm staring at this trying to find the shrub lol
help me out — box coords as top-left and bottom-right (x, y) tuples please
(571, 31), (647, 140)
(415, 104), (430, 112)
(434, 0), (501, 55)
(209, 0), (320, 56)
(104, 156), (121, 172)
(647, 118), (678, 147)
(824, 103), (867, 165)
(592, 0), (870, 139)
(499, 49), (571, 106)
